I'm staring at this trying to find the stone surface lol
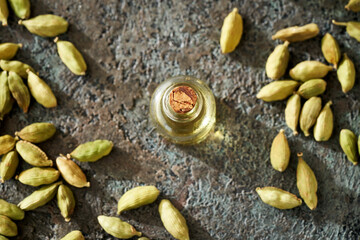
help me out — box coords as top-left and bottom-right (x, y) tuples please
(0, 0), (359, 239)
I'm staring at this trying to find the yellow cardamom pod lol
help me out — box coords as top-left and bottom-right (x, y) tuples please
(332, 20), (360, 42)
(0, 135), (16, 155)
(256, 187), (302, 209)
(27, 70), (57, 108)
(285, 93), (301, 136)
(55, 38), (87, 75)
(15, 122), (56, 143)
(345, 0), (360, 12)
(266, 41), (290, 80)
(0, 43), (22, 60)
(337, 53), (355, 93)
(0, 71), (14, 120)
(220, 8), (243, 54)
(70, 140), (113, 162)
(297, 79), (327, 99)
(117, 186), (160, 214)
(256, 80), (299, 102)
(296, 153), (318, 210)
(56, 155), (90, 188)
(272, 23), (319, 42)
(0, 234), (8, 240)
(0, 60), (34, 78)
(313, 101), (333, 142)
(270, 129), (290, 172)
(159, 199), (189, 240)
(0, 215), (17, 237)
(8, 71), (30, 113)
(60, 230), (85, 240)
(19, 14), (68, 37)
(8, 0), (30, 19)
(0, 0), (9, 26)
(138, 238), (150, 240)
(321, 33), (341, 69)
(17, 167), (60, 187)
(0, 199), (24, 220)
(57, 184), (75, 222)
(339, 129), (358, 165)
(97, 215), (142, 239)
(0, 151), (18, 182)
(15, 140), (53, 167)
(290, 61), (333, 82)
(299, 96), (322, 137)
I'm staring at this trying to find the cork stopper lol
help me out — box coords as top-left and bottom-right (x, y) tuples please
(169, 86), (197, 113)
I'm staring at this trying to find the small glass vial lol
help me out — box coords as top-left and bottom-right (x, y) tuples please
(149, 75), (216, 144)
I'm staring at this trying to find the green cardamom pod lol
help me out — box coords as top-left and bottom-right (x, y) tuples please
(0, 43), (22, 60)
(0, 135), (16, 155)
(26, 70), (57, 108)
(0, 71), (14, 120)
(60, 230), (85, 240)
(266, 41), (290, 80)
(0, 235), (9, 240)
(117, 186), (160, 214)
(0, 215), (17, 237)
(16, 122), (56, 143)
(297, 79), (327, 99)
(332, 20), (360, 42)
(285, 93), (301, 136)
(313, 101), (333, 142)
(19, 14), (68, 37)
(256, 80), (299, 102)
(290, 61), (333, 82)
(0, 60), (34, 78)
(70, 140), (113, 162)
(220, 8), (243, 54)
(337, 53), (355, 93)
(270, 129), (290, 172)
(299, 96), (322, 137)
(0, 151), (18, 182)
(56, 155), (90, 188)
(272, 23), (319, 42)
(256, 187), (302, 209)
(159, 199), (189, 240)
(138, 238), (150, 240)
(57, 184), (75, 222)
(16, 140), (53, 167)
(345, 0), (360, 11)
(0, 199), (24, 220)
(0, 0), (9, 26)
(339, 129), (358, 165)
(321, 33), (341, 69)
(17, 167), (59, 187)
(97, 215), (142, 239)
(296, 153), (318, 210)
(55, 38), (87, 75)
(18, 181), (62, 211)
(8, 71), (30, 113)
(8, 0), (30, 19)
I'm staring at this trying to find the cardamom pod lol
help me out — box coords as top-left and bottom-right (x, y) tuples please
(296, 153), (318, 210)
(220, 8), (243, 54)
(60, 230), (85, 240)
(97, 215), (142, 239)
(17, 167), (60, 187)
(299, 97), (322, 137)
(321, 33), (341, 69)
(285, 93), (301, 136)
(8, 0), (30, 19)
(256, 80), (299, 102)
(272, 23), (319, 42)
(0, 235), (9, 240)
(0, 135), (16, 155)
(0, 215), (17, 237)
(0, 151), (18, 182)
(0, 71), (14, 120)
(70, 140), (113, 162)
(256, 187), (302, 209)
(54, 38), (87, 75)
(16, 140), (53, 167)
(56, 155), (90, 188)
(339, 129), (358, 165)
(345, 0), (360, 11)
(0, 0), (9, 26)
(0, 43), (21, 60)
(297, 79), (327, 99)
(138, 238), (150, 240)
(57, 184), (75, 222)
(18, 181), (61, 211)
(332, 20), (360, 42)
(266, 41), (290, 80)
(16, 122), (56, 143)
(313, 101), (333, 142)
(19, 14), (68, 37)
(270, 129), (290, 172)
(8, 71), (30, 113)
(290, 61), (333, 82)
(117, 186), (160, 214)
(337, 53), (355, 93)
(0, 60), (34, 78)
(159, 199), (189, 240)
(27, 70), (57, 108)
(0, 199), (24, 220)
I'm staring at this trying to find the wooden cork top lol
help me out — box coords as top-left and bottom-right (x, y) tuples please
(169, 86), (197, 113)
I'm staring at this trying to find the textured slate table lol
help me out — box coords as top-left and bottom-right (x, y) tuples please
(0, 0), (359, 239)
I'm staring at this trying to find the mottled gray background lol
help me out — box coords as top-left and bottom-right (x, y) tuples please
(0, 0), (359, 239)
